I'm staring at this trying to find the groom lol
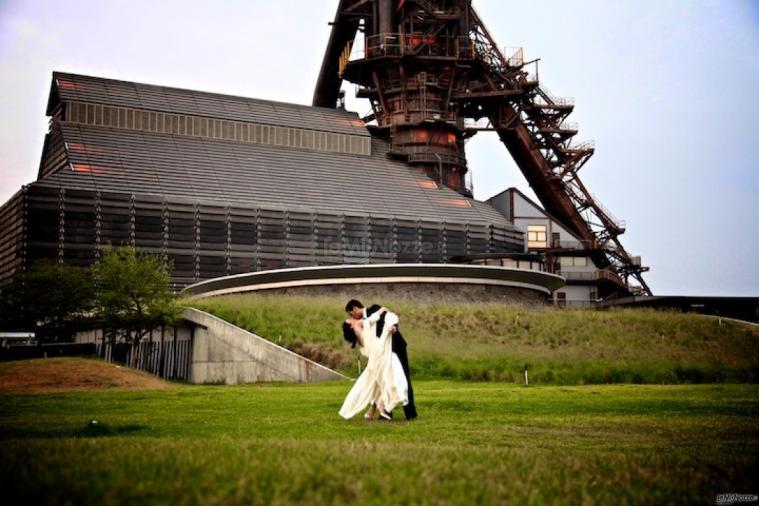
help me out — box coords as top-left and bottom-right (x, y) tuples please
(345, 299), (418, 420)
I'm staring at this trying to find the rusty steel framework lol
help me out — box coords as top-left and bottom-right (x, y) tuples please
(313, 0), (651, 296)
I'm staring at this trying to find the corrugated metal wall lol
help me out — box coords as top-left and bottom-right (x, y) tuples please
(8, 185), (524, 289)
(0, 189), (26, 286)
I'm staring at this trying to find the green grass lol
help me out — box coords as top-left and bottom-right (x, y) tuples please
(2, 375), (758, 505)
(185, 294), (759, 384)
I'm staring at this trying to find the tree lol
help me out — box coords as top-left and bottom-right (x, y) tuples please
(92, 246), (179, 354)
(0, 260), (95, 341)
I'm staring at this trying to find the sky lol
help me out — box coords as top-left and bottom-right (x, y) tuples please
(0, 0), (757, 296)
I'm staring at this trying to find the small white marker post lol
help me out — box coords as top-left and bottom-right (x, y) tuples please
(524, 365), (529, 386)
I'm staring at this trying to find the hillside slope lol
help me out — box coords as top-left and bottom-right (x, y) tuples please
(187, 295), (759, 384)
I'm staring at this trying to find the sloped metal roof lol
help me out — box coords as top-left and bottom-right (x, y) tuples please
(48, 72), (369, 137)
(37, 121), (516, 227)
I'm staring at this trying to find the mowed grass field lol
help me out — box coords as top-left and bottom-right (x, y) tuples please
(1, 359), (758, 505)
(187, 294), (759, 384)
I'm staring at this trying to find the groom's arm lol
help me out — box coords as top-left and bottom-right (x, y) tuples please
(366, 304), (385, 323)
(388, 311), (399, 334)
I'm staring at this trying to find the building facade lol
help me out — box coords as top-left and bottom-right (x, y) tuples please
(487, 187), (630, 306)
(0, 73), (526, 289)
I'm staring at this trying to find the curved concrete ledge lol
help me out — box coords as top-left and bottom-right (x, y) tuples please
(184, 308), (347, 384)
(181, 263), (565, 299)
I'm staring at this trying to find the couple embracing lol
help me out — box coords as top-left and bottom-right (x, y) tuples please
(339, 300), (418, 421)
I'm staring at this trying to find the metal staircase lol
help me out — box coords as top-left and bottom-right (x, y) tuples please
(466, 8), (651, 295)
(313, 0), (651, 296)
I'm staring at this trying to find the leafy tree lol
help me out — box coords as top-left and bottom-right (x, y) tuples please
(0, 260), (95, 341)
(92, 246), (179, 342)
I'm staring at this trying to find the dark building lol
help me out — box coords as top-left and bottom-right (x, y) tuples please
(0, 72), (524, 289)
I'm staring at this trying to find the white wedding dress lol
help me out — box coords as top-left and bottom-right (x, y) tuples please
(339, 310), (409, 419)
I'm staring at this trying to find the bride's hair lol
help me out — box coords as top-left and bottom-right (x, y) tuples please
(342, 321), (358, 348)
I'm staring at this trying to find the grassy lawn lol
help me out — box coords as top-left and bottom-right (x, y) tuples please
(186, 294), (759, 384)
(1, 360), (757, 505)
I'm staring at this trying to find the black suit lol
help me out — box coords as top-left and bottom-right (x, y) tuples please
(366, 304), (417, 420)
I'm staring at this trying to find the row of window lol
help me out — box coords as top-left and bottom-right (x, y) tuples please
(64, 100), (372, 156)
(470, 255), (588, 271)
(474, 257), (544, 271)
(558, 256), (588, 267)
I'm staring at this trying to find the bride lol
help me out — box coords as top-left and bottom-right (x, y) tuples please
(339, 307), (409, 420)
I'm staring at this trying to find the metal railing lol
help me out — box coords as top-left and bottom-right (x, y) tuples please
(413, 0), (459, 18)
(534, 86), (575, 106)
(523, 72), (539, 86)
(356, 34), (475, 61)
(560, 269), (625, 285)
(503, 47), (524, 67)
(549, 239), (597, 250)
(560, 271), (596, 281)
(407, 151), (465, 166)
(566, 140), (595, 151)
(539, 121), (578, 132)
(590, 193), (625, 230)
(77, 326), (194, 381)
(596, 269), (625, 285)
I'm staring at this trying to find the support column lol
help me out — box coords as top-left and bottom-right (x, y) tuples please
(379, 0), (394, 34)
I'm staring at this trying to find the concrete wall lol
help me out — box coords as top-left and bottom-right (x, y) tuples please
(554, 285), (595, 307)
(513, 193), (546, 218)
(486, 191), (511, 220)
(75, 311), (347, 385)
(236, 281), (549, 305)
(183, 308), (346, 384)
(508, 190), (584, 246)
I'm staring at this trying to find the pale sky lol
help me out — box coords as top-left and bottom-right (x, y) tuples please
(0, 0), (757, 296)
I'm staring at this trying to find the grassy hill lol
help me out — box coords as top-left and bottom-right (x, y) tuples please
(0, 357), (170, 394)
(186, 294), (759, 385)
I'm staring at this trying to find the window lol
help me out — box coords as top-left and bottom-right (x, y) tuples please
(560, 256), (588, 267)
(276, 126), (287, 146)
(63, 100), (372, 156)
(527, 225), (547, 248)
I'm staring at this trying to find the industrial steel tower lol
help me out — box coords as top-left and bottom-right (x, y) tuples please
(313, 0), (651, 296)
